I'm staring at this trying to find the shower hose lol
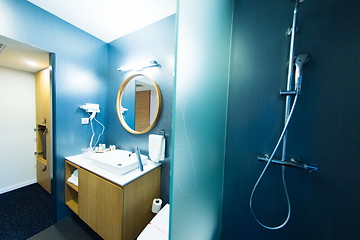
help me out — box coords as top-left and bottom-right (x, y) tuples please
(249, 93), (299, 230)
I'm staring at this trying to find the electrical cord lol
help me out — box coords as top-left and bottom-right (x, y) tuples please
(249, 93), (298, 230)
(93, 116), (105, 147)
(88, 113), (105, 150)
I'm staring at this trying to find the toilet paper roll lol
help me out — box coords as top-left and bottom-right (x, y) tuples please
(151, 198), (162, 214)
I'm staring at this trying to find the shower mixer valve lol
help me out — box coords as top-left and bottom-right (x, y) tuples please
(257, 155), (318, 172)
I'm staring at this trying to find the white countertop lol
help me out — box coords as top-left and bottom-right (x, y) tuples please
(65, 153), (161, 187)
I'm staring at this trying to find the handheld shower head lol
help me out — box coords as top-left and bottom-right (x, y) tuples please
(294, 53), (310, 94)
(295, 53), (310, 70)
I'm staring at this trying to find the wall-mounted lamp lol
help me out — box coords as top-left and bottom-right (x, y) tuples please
(117, 60), (161, 72)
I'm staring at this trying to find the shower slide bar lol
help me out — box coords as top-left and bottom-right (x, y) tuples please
(257, 155), (318, 172)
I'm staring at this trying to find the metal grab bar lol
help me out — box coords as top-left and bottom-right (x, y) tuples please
(258, 155), (318, 172)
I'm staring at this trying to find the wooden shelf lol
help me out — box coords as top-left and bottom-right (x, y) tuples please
(65, 160), (79, 215)
(66, 160), (79, 169)
(38, 157), (47, 165)
(66, 199), (79, 214)
(66, 181), (78, 192)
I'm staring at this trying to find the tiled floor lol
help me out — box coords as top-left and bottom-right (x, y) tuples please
(29, 217), (101, 240)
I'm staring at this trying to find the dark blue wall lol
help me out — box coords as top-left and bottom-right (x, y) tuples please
(0, 0), (108, 221)
(222, 0), (360, 239)
(106, 15), (176, 204)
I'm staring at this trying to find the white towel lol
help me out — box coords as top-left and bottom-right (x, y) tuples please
(67, 169), (78, 186)
(149, 134), (165, 162)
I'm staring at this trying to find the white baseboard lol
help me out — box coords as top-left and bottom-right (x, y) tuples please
(0, 179), (37, 194)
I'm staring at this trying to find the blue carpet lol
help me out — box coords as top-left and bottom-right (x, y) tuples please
(0, 183), (53, 240)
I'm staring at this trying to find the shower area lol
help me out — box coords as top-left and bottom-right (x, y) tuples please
(221, 0), (360, 239)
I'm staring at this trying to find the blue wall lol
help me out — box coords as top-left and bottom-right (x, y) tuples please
(222, 0), (360, 239)
(0, 0), (108, 221)
(106, 15), (176, 204)
(121, 80), (136, 130)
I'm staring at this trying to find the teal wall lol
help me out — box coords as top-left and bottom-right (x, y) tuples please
(0, 0), (108, 221)
(170, 0), (233, 239)
(121, 79), (136, 130)
(106, 15), (176, 204)
(222, 0), (360, 239)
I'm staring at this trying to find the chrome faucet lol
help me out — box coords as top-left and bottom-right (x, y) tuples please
(134, 147), (144, 171)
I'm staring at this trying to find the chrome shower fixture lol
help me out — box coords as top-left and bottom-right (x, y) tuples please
(258, 155), (318, 172)
(250, 0), (317, 231)
(294, 53), (310, 94)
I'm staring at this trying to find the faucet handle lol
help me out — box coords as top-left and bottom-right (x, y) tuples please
(134, 147), (144, 171)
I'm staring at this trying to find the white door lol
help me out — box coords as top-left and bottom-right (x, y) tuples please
(0, 66), (36, 193)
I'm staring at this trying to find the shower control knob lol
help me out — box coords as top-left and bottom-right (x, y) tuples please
(290, 158), (303, 164)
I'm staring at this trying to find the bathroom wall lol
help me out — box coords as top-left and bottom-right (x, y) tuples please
(0, 0), (108, 221)
(106, 15), (176, 204)
(222, 0), (360, 239)
(0, 66), (36, 193)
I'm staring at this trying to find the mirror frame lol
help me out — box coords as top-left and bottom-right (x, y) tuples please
(116, 73), (162, 134)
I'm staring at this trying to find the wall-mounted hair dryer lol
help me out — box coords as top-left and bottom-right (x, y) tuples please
(294, 53), (310, 94)
(80, 103), (100, 120)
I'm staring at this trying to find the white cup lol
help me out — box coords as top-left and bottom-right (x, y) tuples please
(99, 144), (106, 151)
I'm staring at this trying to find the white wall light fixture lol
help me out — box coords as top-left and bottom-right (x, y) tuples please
(117, 60), (161, 72)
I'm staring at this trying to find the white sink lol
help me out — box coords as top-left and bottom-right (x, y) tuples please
(87, 150), (147, 175)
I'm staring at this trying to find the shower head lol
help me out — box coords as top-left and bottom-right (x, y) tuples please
(295, 53), (310, 69)
(291, 0), (305, 3)
(294, 53), (310, 94)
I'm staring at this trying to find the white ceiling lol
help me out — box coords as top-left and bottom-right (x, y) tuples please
(0, 1), (176, 73)
(27, 0), (177, 43)
(0, 35), (49, 73)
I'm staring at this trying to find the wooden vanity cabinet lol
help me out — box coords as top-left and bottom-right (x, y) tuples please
(65, 160), (161, 240)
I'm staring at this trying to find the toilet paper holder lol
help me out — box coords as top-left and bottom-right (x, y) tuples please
(156, 129), (165, 137)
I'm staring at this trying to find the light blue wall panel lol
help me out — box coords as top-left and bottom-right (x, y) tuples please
(170, 0), (233, 239)
(0, 0), (108, 221)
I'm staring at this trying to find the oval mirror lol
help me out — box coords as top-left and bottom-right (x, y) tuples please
(116, 74), (162, 134)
